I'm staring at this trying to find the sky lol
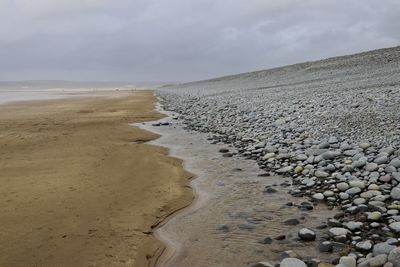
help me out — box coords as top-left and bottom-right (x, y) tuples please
(0, 0), (399, 82)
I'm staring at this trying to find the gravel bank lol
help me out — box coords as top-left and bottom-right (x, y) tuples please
(157, 46), (400, 266)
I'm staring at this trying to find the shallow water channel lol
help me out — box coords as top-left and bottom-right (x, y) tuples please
(137, 106), (338, 267)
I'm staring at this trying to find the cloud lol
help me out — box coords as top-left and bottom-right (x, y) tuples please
(0, 0), (399, 81)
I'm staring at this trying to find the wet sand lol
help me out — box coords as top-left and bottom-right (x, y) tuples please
(0, 90), (193, 266)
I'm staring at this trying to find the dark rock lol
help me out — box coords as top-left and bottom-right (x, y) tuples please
(298, 228), (316, 241)
(283, 218), (300, 225)
(264, 187), (278, 193)
(275, 235), (286, 240)
(318, 241), (333, 252)
(258, 237), (273, 244)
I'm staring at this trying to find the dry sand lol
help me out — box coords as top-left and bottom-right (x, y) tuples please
(0, 90), (193, 266)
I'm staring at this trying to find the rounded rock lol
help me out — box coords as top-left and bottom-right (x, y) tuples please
(339, 256), (356, 267)
(391, 188), (400, 200)
(283, 218), (301, 226)
(346, 187), (362, 196)
(388, 247), (400, 267)
(349, 180), (366, 189)
(294, 166), (304, 173)
(344, 221), (363, 231)
(388, 222), (400, 233)
(353, 159), (367, 169)
(368, 211), (382, 221)
(263, 153), (275, 160)
(375, 156), (389, 164)
(315, 170), (329, 178)
(312, 193), (325, 201)
(298, 228), (316, 241)
(366, 163), (379, 172)
(328, 227), (349, 237)
(318, 241), (333, 252)
(354, 198), (366, 205)
(323, 190), (335, 197)
(373, 243), (397, 256)
(368, 254), (388, 267)
(356, 240), (373, 252)
(359, 142), (371, 149)
(280, 258), (307, 267)
(337, 182), (350, 191)
(389, 158), (400, 168)
(368, 184), (380, 191)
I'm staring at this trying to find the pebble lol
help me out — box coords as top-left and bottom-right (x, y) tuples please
(373, 243), (396, 256)
(337, 182), (350, 191)
(368, 211), (382, 221)
(298, 228), (316, 241)
(328, 218), (342, 227)
(359, 143), (371, 149)
(216, 224), (229, 232)
(315, 170), (329, 178)
(263, 152), (275, 160)
(353, 159), (367, 169)
(388, 222), (400, 232)
(323, 190), (335, 197)
(264, 187), (278, 193)
(276, 166), (294, 173)
(380, 175), (392, 182)
(349, 180), (366, 189)
(339, 256), (356, 267)
(389, 158), (400, 168)
(388, 248), (400, 267)
(312, 193), (325, 201)
(355, 240), (373, 252)
(258, 237), (273, 244)
(391, 188), (400, 200)
(280, 258), (307, 267)
(354, 198), (366, 205)
(368, 184), (380, 190)
(367, 254), (388, 267)
(344, 221), (363, 231)
(283, 218), (300, 225)
(375, 156), (389, 164)
(366, 163), (379, 172)
(318, 241), (333, 252)
(346, 187), (362, 196)
(275, 235), (286, 240)
(393, 173), (400, 182)
(328, 227), (349, 237)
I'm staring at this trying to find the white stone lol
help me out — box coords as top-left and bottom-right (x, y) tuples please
(280, 258), (307, 267)
(339, 256), (356, 267)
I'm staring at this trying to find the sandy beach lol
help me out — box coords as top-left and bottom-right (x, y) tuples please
(0, 90), (193, 266)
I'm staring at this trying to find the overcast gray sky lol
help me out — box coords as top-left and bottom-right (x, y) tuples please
(0, 0), (399, 82)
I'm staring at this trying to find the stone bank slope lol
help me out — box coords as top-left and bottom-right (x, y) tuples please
(158, 46), (400, 266)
